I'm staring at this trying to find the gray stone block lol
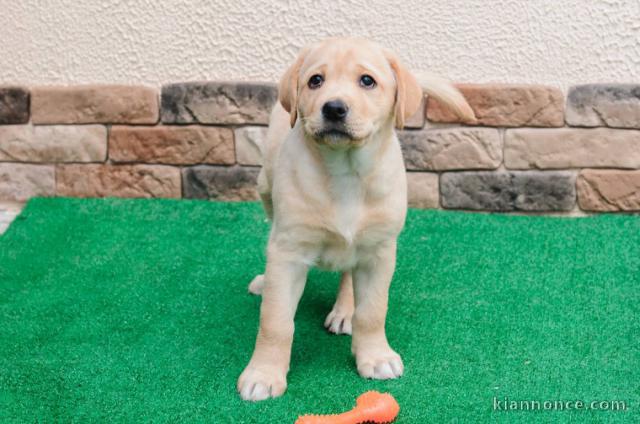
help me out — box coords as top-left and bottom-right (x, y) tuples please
(161, 82), (277, 125)
(0, 87), (30, 124)
(399, 127), (501, 170)
(441, 171), (576, 211)
(182, 165), (259, 201)
(566, 84), (640, 128)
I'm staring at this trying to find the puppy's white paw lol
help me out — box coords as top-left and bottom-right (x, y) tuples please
(237, 364), (287, 401)
(248, 274), (265, 295)
(356, 347), (403, 380)
(324, 306), (353, 335)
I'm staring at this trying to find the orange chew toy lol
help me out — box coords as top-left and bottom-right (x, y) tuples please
(295, 391), (400, 424)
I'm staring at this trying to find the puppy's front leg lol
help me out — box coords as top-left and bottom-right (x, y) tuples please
(238, 247), (308, 401)
(351, 240), (403, 380)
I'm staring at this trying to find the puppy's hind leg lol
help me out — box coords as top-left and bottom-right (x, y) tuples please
(248, 274), (265, 295)
(324, 272), (355, 335)
(247, 166), (273, 297)
(247, 169), (272, 297)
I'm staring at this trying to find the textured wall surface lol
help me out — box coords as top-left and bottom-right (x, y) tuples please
(1, 0), (639, 89)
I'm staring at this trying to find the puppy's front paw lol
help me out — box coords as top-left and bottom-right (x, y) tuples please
(355, 346), (403, 380)
(237, 364), (287, 401)
(324, 306), (353, 335)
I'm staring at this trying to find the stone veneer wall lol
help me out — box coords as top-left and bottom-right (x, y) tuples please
(0, 83), (639, 214)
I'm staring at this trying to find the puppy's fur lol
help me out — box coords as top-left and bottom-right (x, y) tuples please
(238, 37), (474, 401)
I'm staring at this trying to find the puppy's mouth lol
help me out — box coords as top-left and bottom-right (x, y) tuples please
(316, 128), (353, 139)
(311, 126), (363, 147)
(303, 116), (372, 147)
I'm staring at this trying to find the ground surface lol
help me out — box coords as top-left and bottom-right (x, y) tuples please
(0, 198), (638, 423)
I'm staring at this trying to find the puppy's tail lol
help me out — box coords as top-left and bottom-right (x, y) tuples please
(416, 72), (477, 124)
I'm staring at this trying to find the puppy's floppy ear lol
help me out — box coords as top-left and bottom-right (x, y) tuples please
(384, 50), (424, 129)
(278, 46), (311, 127)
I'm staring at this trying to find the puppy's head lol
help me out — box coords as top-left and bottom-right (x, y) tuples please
(278, 37), (423, 147)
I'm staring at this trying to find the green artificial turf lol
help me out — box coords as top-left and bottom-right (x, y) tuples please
(0, 198), (638, 423)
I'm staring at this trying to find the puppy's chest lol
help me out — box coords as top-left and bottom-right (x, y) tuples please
(312, 177), (393, 269)
(314, 223), (389, 270)
(330, 176), (362, 243)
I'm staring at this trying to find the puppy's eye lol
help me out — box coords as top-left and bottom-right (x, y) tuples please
(359, 74), (376, 88)
(308, 74), (324, 89)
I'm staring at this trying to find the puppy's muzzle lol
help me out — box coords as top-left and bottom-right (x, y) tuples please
(314, 99), (359, 143)
(322, 100), (349, 122)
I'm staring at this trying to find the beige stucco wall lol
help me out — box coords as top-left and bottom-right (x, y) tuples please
(1, 0), (639, 89)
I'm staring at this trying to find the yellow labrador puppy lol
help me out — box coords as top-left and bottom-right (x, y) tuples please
(238, 37), (474, 401)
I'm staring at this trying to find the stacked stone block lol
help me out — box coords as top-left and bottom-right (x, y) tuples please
(0, 82), (639, 213)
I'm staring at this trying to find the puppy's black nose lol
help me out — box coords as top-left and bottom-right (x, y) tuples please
(322, 100), (349, 122)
